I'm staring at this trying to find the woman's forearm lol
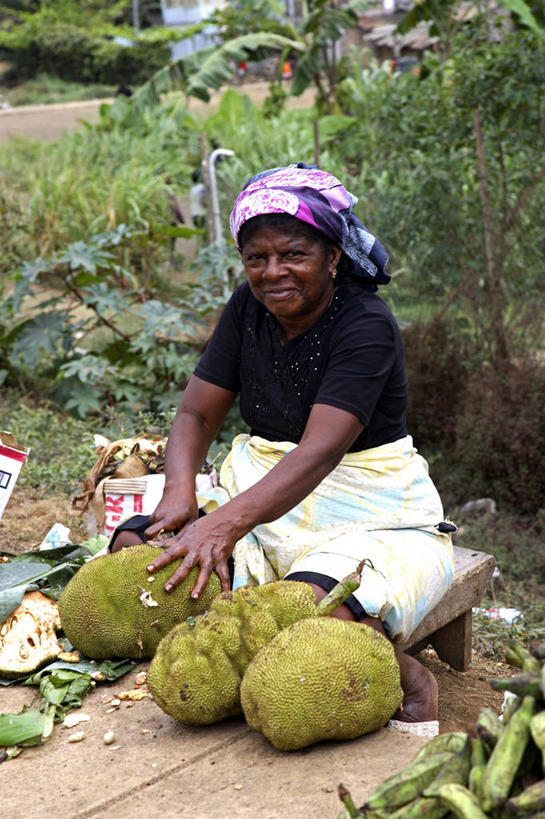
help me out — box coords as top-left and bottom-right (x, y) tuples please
(162, 409), (214, 495)
(223, 444), (340, 537)
(214, 404), (363, 540)
(162, 377), (236, 496)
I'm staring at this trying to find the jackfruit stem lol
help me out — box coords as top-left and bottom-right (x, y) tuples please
(314, 559), (371, 617)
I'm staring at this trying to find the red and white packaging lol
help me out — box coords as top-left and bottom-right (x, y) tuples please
(0, 432), (29, 521)
(100, 474), (167, 539)
(89, 471), (218, 539)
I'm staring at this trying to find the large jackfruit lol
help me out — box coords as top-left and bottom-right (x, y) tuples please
(240, 618), (403, 751)
(0, 591), (62, 678)
(147, 581), (317, 725)
(58, 544), (221, 659)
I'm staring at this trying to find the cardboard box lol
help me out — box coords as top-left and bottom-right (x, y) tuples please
(0, 432), (29, 521)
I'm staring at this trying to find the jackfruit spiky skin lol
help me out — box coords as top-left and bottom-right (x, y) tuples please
(240, 618), (403, 751)
(58, 545), (221, 659)
(147, 580), (317, 725)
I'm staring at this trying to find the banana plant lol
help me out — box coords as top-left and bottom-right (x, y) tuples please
(130, 0), (369, 114)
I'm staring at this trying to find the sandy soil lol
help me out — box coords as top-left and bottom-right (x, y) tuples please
(0, 489), (505, 817)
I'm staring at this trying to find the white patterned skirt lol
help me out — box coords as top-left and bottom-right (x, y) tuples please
(196, 434), (454, 643)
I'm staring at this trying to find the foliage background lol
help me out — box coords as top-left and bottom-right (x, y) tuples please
(0, 0), (544, 649)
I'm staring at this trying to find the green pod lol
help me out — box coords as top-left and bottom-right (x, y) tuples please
(423, 736), (472, 796)
(435, 783), (488, 819)
(505, 778), (545, 813)
(412, 732), (469, 764)
(315, 559), (366, 617)
(481, 695), (536, 812)
(505, 645), (524, 669)
(476, 707), (503, 747)
(490, 672), (542, 700)
(468, 737), (487, 803)
(523, 654), (542, 673)
(502, 694), (522, 724)
(505, 641), (541, 672)
(530, 710), (545, 772)
(337, 783), (365, 818)
(365, 752), (452, 812)
(389, 795), (449, 818)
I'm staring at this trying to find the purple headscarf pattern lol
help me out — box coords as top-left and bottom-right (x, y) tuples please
(229, 164), (390, 286)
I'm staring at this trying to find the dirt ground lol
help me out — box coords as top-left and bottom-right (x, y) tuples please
(0, 489), (506, 817)
(0, 82), (316, 143)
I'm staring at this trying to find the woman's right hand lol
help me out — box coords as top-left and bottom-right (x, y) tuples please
(144, 489), (199, 540)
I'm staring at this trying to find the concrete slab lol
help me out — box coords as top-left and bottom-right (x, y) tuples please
(1, 665), (428, 819)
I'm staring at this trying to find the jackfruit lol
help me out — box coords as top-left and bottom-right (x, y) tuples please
(58, 544), (221, 659)
(147, 581), (318, 725)
(240, 618), (403, 751)
(0, 591), (62, 678)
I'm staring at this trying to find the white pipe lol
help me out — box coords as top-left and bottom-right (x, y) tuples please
(207, 148), (235, 298)
(208, 148), (235, 245)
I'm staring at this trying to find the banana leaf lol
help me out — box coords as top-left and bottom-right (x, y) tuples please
(0, 535), (108, 622)
(0, 703), (56, 748)
(0, 658), (137, 748)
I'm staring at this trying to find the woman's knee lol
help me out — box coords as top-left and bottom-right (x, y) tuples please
(110, 530), (145, 553)
(304, 581), (356, 621)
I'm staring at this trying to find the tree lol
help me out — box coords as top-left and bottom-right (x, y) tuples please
(333, 20), (545, 363)
(0, 0), (168, 84)
(396, 0), (542, 60)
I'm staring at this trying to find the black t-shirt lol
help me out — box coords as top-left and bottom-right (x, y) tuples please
(194, 279), (408, 452)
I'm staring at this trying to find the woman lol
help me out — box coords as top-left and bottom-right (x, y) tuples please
(113, 164), (454, 733)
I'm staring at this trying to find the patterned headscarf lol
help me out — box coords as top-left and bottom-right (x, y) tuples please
(229, 163), (390, 286)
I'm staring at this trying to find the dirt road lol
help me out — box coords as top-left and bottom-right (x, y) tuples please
(0, 83), (315, 143)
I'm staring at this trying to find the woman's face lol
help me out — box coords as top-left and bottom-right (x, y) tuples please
(241, 224), (341, 337)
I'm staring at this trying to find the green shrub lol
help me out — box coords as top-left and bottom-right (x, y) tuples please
(402, 318), (545, 517)
(403, 318), (469, 451)
(0, 20), (170, 85)
(452, 360), (545, 515)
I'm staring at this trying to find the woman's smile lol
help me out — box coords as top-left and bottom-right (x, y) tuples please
(263, 286), (299, 300)
(241, 225), (341, 340)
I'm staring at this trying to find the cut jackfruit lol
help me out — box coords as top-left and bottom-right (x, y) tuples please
(240, 617), (403, 750)
(0, 591), (62, 678)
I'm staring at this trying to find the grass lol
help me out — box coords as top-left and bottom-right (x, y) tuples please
(0, 73), (117, 107)
(0, 389), (176, 497)
(450, 506), (545, 662)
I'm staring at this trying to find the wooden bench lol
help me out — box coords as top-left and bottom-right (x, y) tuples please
(397, 546), (496, 672)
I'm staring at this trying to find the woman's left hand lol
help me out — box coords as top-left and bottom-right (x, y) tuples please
(146, 512), (237, 598)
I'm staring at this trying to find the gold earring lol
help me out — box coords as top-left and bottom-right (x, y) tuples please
(331, 268), (337, 279)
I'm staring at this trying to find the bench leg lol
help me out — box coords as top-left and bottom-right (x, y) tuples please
(428, 610), (473, 671)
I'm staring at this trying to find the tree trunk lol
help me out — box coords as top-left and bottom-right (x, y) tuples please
(473, 107), (509, 363)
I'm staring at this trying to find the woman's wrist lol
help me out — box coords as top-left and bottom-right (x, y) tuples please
(162, 472), (199, 499)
